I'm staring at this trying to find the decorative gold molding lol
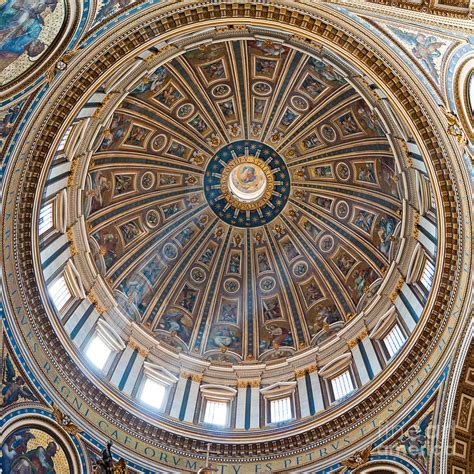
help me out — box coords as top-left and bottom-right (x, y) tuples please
(46, 47), (81, 84)
(128, 338), (149, 357)
(341, 445), (372, 471)
(444, 109), (467, 145)
(347, 328), (369, 349)
(144, 44), (176, 65)
(67, 157), (78, 188)
(336, 0), (472, 19)
(92, 93), (115, 119)
(236, 380), (261, 388)
(86, 289), (106, 315)
(53, 404), (81, 435)
(413, 211), (420, 239)
(220, 156), (275, 211)
(1, 0), (467, 462)
(181, 371), (203, 382)
(295, 364), (318, 377)
(389, 276), (406, 302)
(66, 227), (77, 256)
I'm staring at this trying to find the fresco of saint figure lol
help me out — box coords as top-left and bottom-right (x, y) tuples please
(314, 196), (332, 210)
(302, 280), (324, 305)
(353, 209), (375, 234)
(142, 256), (165, 286)
(90, 171), (111, 211)
(114, 174), (133, 195)
(2, 428), (67, 474)
(155, 84), (182, 108)
(377, 215), (397, 255)
(208, 326), (240, 351)
(251, 40), (285, 57)
(338, 112), (361, 135)
(93, 228), (119, 269)
(162, 202), (182, 219)
(218, 100), (235, 120)
(189, 114), (209, 134)
(263, 296), (282, 320)
(0, 103), (23, 146)
(314, 165), (332, 177)
(0, 0), (61, 73)
(282, 240), (300, 260)
(160, 174), (178, 186)
(100, 113), (130, 150)
(199, 246), (215, 265)
(351, 267), (378, 301)
(131, 65), (168, 95)
(124, 125), (148, 147)
(158, 310), (193, 343)
(201, 59), (226, 81)
(119, 220), (141, 245)
(254, 99), (266, 117)
(280, 108), (298, 127)
(175, 226), (195, 246)
(257, 251), (271, 272)
(356, 163), (377, 184)
(334, 251), (356, 276)
(228, 254), (241, 274)
(260, 323), (293, 350)
(303, 220), (320, 239)
(309, 58), (346, 85)
(300, 74), (325, 99)
(177, 284), (198, 313)
(219, 301), (238, 324)
(255, 57), (278, 77)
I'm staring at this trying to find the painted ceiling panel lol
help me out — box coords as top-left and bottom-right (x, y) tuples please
(84, 39), (403, 362)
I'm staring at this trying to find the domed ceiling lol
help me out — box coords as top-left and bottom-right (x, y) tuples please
(84, 39), (402, 363)
(3, 3), (472, 471)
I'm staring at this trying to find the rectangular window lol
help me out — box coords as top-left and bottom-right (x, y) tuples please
(420, 258), (435, 291)
(85, 336), (112, 370)
(140, 378), (166, 410)
(39, 202), (54, 235)
(49, 276), (71, 311)
(270, 397), (292, 423)
(331, 370), (354, 401)
(58, 126), (72, 151)
(203, 400), (228, 426)
(383, 324), (406, 359)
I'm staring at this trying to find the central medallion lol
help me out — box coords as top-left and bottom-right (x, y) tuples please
(223, 156), (273, 209)
(204, 140), (290, 228)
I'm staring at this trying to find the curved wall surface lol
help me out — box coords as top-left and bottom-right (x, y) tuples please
(1, 1), (472, 473)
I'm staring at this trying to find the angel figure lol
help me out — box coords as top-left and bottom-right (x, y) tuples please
(398, 412), (433, 466)
(391, 28), (445, 82)
(2, 354), (36, 407)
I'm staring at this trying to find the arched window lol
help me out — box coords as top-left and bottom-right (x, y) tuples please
(200, 385), (237, 428)
(84, 319), (125, 372)
(138, 363), (177, 412)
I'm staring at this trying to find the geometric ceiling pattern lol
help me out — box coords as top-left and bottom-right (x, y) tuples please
(2, 1), (472, 472)
(85, 39), (402, 362)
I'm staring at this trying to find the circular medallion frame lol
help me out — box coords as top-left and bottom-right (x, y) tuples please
(204, 140), (290, 228)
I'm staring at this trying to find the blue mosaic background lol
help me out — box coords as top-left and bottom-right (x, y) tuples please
(204, 140), (291, 228)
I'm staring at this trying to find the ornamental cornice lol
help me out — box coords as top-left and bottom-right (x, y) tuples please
(0, 1), (470, 467)
(236, 380), (261, 388)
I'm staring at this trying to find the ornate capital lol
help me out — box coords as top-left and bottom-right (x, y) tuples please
(86, 289), (106, 315)
(128, 338), (149, 357)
